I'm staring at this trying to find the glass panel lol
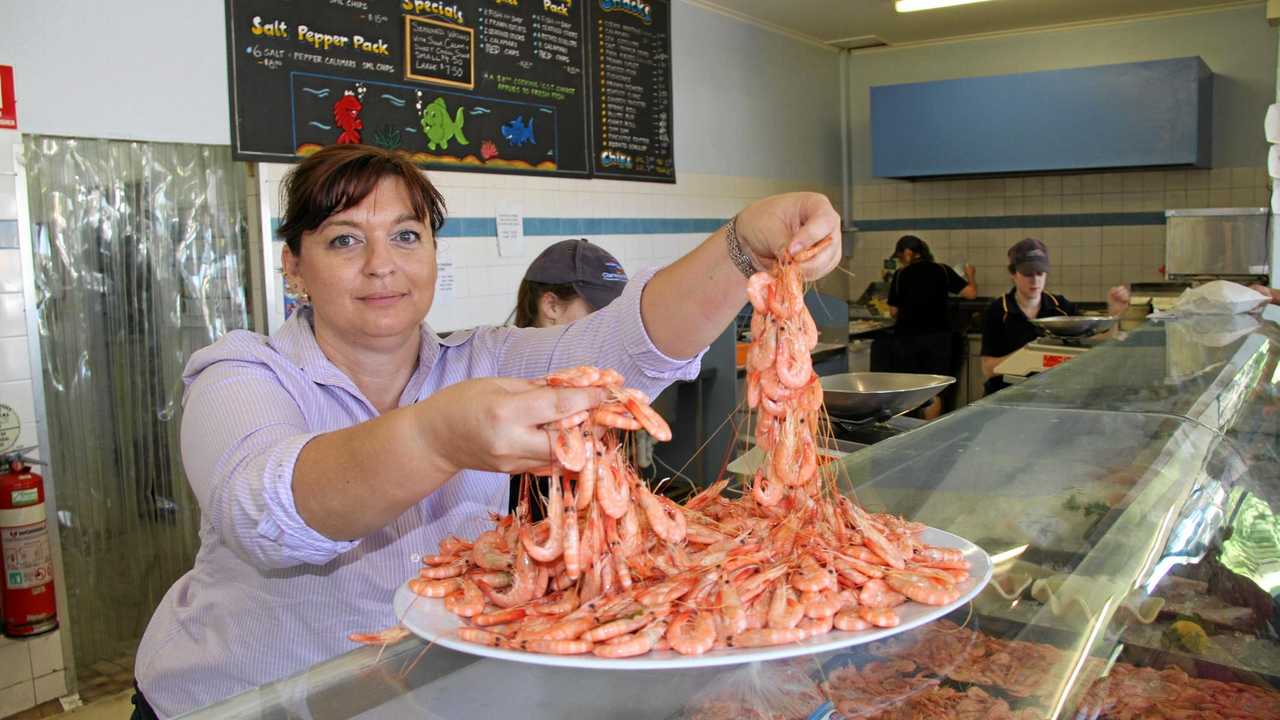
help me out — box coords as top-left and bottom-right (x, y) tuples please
(185, 405), (1280, 719)
(987, 306), (1280, 436)
(178, 309), (1280, 719)
(23, 136), (252, 669)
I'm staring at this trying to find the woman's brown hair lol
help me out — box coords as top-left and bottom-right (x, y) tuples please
(277, 144), (447, 254)
(514, 280), (579, 328)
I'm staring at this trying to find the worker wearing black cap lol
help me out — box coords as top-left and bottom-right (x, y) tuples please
(513, 239), (628, 328)
(980, 238), (1130, 396)
(886, 235), (977, 419)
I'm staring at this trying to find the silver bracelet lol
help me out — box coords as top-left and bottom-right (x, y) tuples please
(724, 215), (760, 279)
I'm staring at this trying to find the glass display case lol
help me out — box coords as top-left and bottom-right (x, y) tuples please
(180, 309), (1280, 719)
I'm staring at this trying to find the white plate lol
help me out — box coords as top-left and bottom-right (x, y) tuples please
(393, 527), (992, 671)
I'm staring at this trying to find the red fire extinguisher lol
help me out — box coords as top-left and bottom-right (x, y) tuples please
(0, 450), (58, 637)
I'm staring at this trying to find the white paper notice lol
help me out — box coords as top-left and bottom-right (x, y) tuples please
(436, 245), (457, 300)
(496, 208), (526, 258)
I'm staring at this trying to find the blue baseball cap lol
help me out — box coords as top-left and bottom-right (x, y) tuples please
(524, 239), (628, 310)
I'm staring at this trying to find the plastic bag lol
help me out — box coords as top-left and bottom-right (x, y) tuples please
(1149, 280), (1269, 318)
(673, 659), (825, 720)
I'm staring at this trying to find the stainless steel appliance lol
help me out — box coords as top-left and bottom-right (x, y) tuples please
(1165, 208), (1271, 283)
(1028, 315), (1117, 338)
(820, 372), (955, 424)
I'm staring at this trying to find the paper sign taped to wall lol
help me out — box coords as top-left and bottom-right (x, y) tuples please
(496, 207), (526, 258)
(0, 403), (20, 453)
(436, 244), (457, 300)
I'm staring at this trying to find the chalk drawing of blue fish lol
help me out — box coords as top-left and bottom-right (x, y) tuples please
(500, 116), (535, 147)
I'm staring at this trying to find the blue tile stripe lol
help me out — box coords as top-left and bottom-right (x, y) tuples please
(268, 216), (726, 239)
(855, 212), (1166, 232)
(270, 213), (1163, 239)
(441, 216), (726, 238)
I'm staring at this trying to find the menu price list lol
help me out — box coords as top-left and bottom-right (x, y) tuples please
(227, 0), (673, 181)
(478, 6), (526, 62)
(589, 0), (674, 182)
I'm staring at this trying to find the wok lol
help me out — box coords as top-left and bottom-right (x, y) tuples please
(1029, 315), (1117, 338)
(820, 372), (954, 424)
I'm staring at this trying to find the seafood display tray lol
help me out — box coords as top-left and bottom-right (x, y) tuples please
(802, 611), (1280, 719)
(393, 527), (993, 671)
(977, 613), (1280, 688)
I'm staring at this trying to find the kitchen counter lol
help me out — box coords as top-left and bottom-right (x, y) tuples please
(849, 318), (894, 336)
(184, 307), (1280, 719)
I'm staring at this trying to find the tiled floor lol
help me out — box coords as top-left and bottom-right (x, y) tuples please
(5, 654), (136, 720)
(4, 691), (131, 720)
(73, 656), (135, 705)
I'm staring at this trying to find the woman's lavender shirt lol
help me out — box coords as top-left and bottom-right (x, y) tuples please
(135, 269), (702, 717)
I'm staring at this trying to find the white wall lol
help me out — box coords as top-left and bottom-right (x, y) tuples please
(0, 1), (840, 181)
(1, 1), (841, 332)
(0, 4), (836, 707)
(0, 131), (69, 717)
(847, 4), (1277, 180)
(673, 1), (841, 184)
(840, 5), (1275, 303)
(0, 1), (230, 145)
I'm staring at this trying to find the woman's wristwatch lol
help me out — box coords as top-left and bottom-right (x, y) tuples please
(725, 216), (760, 279)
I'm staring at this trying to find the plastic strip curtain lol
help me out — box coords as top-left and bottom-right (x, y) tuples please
(22, 136), (251, 667)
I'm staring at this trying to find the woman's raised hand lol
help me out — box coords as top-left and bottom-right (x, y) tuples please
(1107, 285), (1132, 316)
(735, 192), (843, 281)
(422, 377), (607, 475)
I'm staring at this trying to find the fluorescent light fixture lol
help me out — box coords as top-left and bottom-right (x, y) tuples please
(896, 0), (994, 12)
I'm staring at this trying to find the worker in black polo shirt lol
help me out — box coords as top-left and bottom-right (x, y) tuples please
(980, 238), (1130, 396)
(887, 235), (977, 419)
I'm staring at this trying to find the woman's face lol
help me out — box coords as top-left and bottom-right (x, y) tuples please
(283, 176), (436, 348)
(1012, 270), (1046, 299)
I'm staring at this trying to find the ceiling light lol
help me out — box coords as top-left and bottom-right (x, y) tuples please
(895, 0), (994, 12)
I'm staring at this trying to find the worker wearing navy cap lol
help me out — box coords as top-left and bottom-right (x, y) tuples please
(513, 239), (628, 328)
(980, 238), (1129, 396)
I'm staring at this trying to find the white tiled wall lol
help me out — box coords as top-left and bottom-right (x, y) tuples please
(0, 130), (67, 716)
(262, 163), (837, 332)
(847, 166), (1270, 301)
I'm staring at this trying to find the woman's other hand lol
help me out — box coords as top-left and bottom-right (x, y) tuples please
(422, 377), (607, 475)
(735, 192), (842, 281)
(1107, 285), (1131, 316)
(1249, 283), (1280, 305)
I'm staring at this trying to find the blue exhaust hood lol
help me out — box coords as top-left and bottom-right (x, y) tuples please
(870, 57), (1212, 178)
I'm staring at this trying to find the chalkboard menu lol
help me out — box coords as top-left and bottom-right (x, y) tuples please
(225, 0), (674, 182)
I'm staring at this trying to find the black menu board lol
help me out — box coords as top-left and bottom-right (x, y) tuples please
(225, 0), (674, 182)
(588, 0), (673, 180)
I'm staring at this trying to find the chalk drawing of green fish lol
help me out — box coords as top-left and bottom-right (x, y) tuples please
(420, 98), (469, 151)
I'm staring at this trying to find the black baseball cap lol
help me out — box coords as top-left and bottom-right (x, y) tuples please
(1009, 238), (1050, 275)
(524, 239), (628, 311)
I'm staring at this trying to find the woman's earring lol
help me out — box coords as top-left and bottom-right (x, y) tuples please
(284, 274), (311, 306)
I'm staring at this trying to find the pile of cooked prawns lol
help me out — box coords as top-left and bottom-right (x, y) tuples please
(353, 240), (973, 658)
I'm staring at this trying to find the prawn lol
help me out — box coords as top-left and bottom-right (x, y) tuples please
(728, 627), (807, 648)
(444, 578), (484, 617)
(348, 626), (410, 646)
(667, 611), (716, 656)
(592, 619), (668, 658)
(636, 482), (687, 543)
(519, 467), (564, 562)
